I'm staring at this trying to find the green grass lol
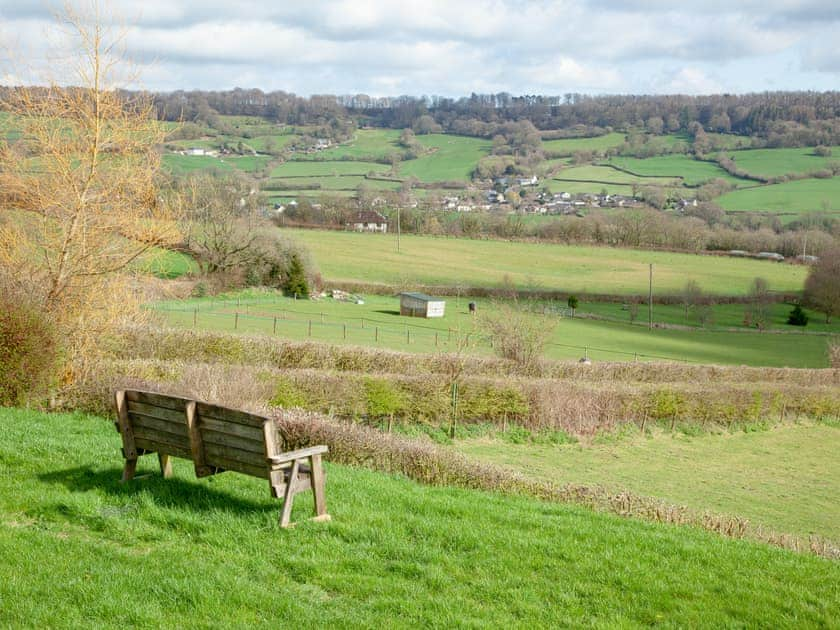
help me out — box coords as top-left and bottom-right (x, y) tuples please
(457, 423), (840, 541)
(541, 132), (626, 155)
(723, 147), (840, 178)
(608, 155), (749, 187)
(267, 176), (401, 192)
(161, 154), (234, 175)
(134, 247), (199, 279)
(297, 129), (403, 161)
(152, 291), (832, 367)
(580, 300), (840, 334)
(717, 178), (840, 216)
(398, 134), (492, 182)
(271, 161), (390, 177)
(1, 408), (838, 627)
(284, 229), (807, 296)
(553, 164), (677, 186)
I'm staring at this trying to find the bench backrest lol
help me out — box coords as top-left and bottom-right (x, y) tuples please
(116, 390), (283, 480)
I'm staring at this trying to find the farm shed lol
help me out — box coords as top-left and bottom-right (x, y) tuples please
(399, 292), (446, 318)
(349, 210), (388, 233)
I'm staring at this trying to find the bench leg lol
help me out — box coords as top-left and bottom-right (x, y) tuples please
(310, 454), (328, 520)
(121, 458), (138, 483)
(279, 460), (300, 528)
(158, 453), (173, 479)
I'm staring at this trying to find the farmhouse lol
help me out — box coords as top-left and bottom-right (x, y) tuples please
(399, 292), (446, 318)
(349, 210), (388, 233)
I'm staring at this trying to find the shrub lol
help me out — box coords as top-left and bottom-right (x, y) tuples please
(787, 304), (809, 327)
(283, 254), (310, 298)
(0, 292), (58, 406)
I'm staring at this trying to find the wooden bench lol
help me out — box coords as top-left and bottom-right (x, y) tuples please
(113, 389), (329, 527)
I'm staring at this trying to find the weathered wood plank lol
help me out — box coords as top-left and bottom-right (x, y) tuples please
(185, 400), (211, 477)
(129, 414), (189, 439)
(132, 426), (191, 450)
(279, 459), (300, 527)
(268, 445), (328, 464)
(126, 400), (188, 426)
(158, 453), (173, 478)
(134, 437), (193, 461)
(203, 442), (268, 471)
(310, 453), (327, 518)
(125, 390), (189, 412)
(114, 390), (137, 460)
(201, 453), (269, 479)
(195, 402), (267, 428)
(202, 429), (264, 454)
(196, 417), (264, 442)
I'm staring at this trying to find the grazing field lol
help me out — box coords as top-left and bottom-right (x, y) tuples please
(723, 146), (840, 178)
(161, 154), (235, 174)
(398, 134), (492, 182)
(282, 229), (807, 295)
(553, 164), (677, 186)
(1, 408), (838, 627)
(295, 129), (403, 161)
(457, 423), (840, 541)
(716, 178), (840, 216)
(134, 247), (199, 279)
(152, 291), (832, 367)
(541, 132), (626, 155)
(266, 175), (401, 192)
(270, 161), (390, 177)
(608, 155), (750, 187)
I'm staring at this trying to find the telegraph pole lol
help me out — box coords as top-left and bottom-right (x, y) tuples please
(396, 207), (401, 253)
(648, 263), (653, 330)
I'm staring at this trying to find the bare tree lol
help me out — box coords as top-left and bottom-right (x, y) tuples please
(804, 247), (840, 323)
(479, 301), (555, 375)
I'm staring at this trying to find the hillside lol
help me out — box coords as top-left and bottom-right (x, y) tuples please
(1, 408), (838, 627)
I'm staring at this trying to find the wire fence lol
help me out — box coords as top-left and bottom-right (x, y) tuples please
(149, 295), (698, 364)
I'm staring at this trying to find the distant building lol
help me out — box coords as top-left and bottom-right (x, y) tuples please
(349, 210), (388, 233)
(399, 292), (446, 318)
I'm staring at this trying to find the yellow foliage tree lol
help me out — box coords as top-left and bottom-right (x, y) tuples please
(0, 2), (179, 377)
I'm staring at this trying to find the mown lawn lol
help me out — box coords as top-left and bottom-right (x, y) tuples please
(282, 229), (807, 296)
(457, 423), (840, 541)
(1, 408), (838, 627)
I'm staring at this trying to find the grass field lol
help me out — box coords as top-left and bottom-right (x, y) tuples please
(296, 129), (403, 161)
(457, 422), (840, 541)
(2, 408), (838, 627)
(608, 155), (750, 187)
(553, 164), (679, 186)
(134, 247), (199, 279)
(399, 134), (492, 182)
(161, 154), (235, 174)
(724, 147), (840, 178)
(152, 291), (833, 367)
(270, 161), (390, 177)
(717, 178), (840, 216)
(541, 132), (626, 155)
(283, 229), (807, 296)
(267, 175), (402, 192)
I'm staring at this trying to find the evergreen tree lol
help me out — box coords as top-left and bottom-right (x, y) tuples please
(787, 304), (808, 327)
(283, 254), (310, 298)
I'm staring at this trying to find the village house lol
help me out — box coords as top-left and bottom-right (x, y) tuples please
(349, 210), (388, 233)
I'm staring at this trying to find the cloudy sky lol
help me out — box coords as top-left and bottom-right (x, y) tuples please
(1, 0), (838, 96)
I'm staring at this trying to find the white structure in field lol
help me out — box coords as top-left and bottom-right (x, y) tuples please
(399, 292), (446, 318)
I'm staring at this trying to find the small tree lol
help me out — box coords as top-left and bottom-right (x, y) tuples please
(480, 302), (555, 375)
(745, 277), (772, 330)
(787, 304), (809, 327)
(681, 280), (703, 323)
(567, 295), (579, 316)
(283, 254), (310, 298)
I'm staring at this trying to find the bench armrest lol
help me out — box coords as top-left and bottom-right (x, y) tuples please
(268, 445), (328, 466)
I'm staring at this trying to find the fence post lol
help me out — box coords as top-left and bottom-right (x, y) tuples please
(234, 312), (239, 330)
(308, 320), (312, 337)
(375, 327), (379, 342)
(193, 308), (197, 327)
(273, 317), (277, 334)
(435, 332), (438, 347)
(320, 312), (324, 323)
(406, 329), (410, 344)
(343, 323), (346, 340)
(361, 317), (365, 329)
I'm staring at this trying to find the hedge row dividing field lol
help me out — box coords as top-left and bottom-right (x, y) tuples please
(2, 408), (838, 627)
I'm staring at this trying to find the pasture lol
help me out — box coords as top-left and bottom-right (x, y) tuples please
(295, 129), (403, 161)
(1, 408), (838, 627)
(716, 178), (840, 216)
(723, 146), (840, 178)
(282, 229), (807, 296)
(541, 132), (626, 155)
(270, 161), (390, 177)
(608, 155), (750, 187)
(152, 291), (833, 367)
(398, 134), (492, 182)
(458, 422), (840, 541)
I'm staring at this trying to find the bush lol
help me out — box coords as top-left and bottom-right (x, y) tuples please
(787, 304), (809, 327)
(0, 292), (58, 406)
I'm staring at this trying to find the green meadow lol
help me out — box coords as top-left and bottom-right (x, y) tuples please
(608, 155), (750, 187)
(282, 229), (807, 296)
(296, 129), (403, 161)
(717, 178), (840, 216)
(398, 134), (492, 182)
(270, 161), (390, 177)
(1, 408), (838, 627)
(541, 132), (627, 155)
(457, 422), (840, 541)
(724, 146), (840, 178)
